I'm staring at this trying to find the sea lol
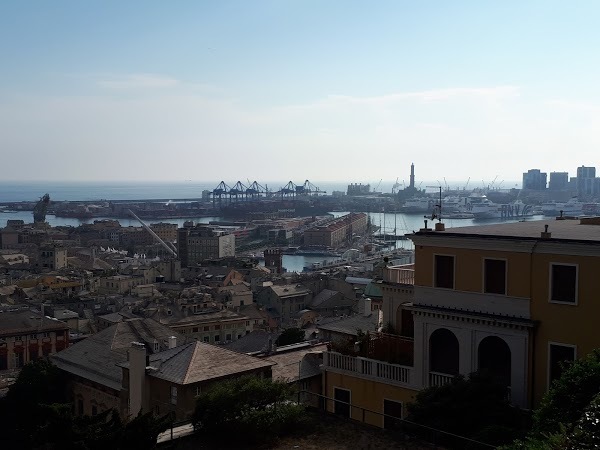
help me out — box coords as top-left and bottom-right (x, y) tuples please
(0, 180), (535, 273)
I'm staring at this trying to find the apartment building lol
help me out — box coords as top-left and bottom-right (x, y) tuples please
(303, 213), (368, 248)
(321, 217), (600, 427)
(38, 245), (68, 270)
(177, 226), (235, 267)
(150, 222), (178, 243)
(0, 309), (70, 370)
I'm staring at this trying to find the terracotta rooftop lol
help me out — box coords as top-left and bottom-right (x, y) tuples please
(140, 341), (275, 384)
(0, 310), (69, 337)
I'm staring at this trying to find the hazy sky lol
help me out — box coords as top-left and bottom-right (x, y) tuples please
(1, 1), (600, 184)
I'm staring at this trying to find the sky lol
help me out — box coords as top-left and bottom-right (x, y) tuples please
(1, 1), (600, 184)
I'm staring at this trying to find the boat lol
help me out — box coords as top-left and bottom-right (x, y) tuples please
(542, 198), (585, 217)
(401, 197), (433, 213)
(470, 196), (502, 219)
(445, 212), (475, 219)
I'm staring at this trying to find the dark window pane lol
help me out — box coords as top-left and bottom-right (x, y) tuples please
(334, 388), (350, 418)
(384, 399), (403, 430)
(551, 265), (577, 303)
(549, 344), (575, 383)
(435, 255), (454, 289)
(485, 259), (506, 294)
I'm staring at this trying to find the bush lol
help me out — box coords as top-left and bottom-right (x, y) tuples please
(192, 375), (306, 444)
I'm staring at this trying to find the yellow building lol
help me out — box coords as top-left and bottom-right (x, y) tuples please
(322, 216), (600, 427)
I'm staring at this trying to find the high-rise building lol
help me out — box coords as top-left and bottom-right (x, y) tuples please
(576, 165), (596, 197)
(548, 172), (569, 191)
(522, 169), (547, 190)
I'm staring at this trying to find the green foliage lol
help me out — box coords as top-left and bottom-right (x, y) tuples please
(192, 375), (306, 444)
(406, 371), (528, 447)
(533, 349), (600, 435)
(565, 392), (600, 449)
(276, 327), (305, 346)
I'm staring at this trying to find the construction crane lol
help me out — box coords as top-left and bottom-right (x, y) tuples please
(374, 179), (383, 192)
(33, 193), (50, 223)
(127, 209), (177, 257)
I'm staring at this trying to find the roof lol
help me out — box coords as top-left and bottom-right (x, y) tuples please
(309, 289), (354, 310)
(266, 344), (328, 382)
(53, 309), (79, 321)
(345, 276), (372, 285)
(51, 318), (187, 390)
(270, 284), (312, 298)
(139, 341), (275, 384)
(317, 311), (382, 337)
(0, 310), (69, 337)
(415, 218), (600, 243)
(364, 281), (383, 299)
(223, 330), (280, 354)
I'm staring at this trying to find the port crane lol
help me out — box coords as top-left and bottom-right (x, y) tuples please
(33, 193), (50, 223)
(127, 209), (178, 258)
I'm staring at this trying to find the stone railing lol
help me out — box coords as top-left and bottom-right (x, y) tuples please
(383, 264), (415, 285)
(428, 371), (454, 387)
(323, 351), (413, 387)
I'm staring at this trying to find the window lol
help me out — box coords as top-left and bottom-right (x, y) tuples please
(549, 343), (576, 385)
(550, 264), (577, 303)
(214, 335), (220, 342)
(15, 336), (22, 342)
(334, 388), (351, 418)
(170, 386), (178, 405)
(195, 386), (201, 396)
(42, 332), (50, 338)
(30, 334), (37, 339)
(214, 325), (221, 330)
(203, 326), (209, 331)
(192, 327), (199, 333)
(203, 336), (209, 343)
(484, 259), (506, 295)
(383, 399), (403, 430)
(226, 334), (232, 341)
(153, 342), (159, 352)
(434, 255), (454, 289)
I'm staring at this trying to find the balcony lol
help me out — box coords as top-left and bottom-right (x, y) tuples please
(428, 371), (454, 387)
(414, 286), (531, 319)
(383, 264), (415, 285)
(323, 351), (414, 388)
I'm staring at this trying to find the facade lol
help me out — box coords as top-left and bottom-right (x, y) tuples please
(165, 309), (253, 344)
(0, 309), (70, 370)
(303, 213), (368, 248)
(150, 222), (178, 243)
(121, 340), (275, 420)
(322, 217), (600, 428)
(99, 275), (146, 294)
(576, 165), (597, 197)
(257, 284), (313, 324)
(522, 169), (547, 190)
(548, 172), (569, 191)
(38, 245), (68, 270)
(177, 226), (235, 267)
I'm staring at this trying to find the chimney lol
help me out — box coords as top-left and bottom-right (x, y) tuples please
(435, 222), (445, 232)
(541, 224), (551, 239)
(168, 336), (177, 349)
(363, 298), (372, 316)
(128, 342), (146, 417)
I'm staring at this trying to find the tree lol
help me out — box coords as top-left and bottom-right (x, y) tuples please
(533, 349), (600, 435)
(406, 371), (528, 448)
(276, 327), (305, 346)
(192, 375), (306, 444)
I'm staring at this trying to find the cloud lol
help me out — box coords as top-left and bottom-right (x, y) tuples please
(96, 73), (180, 89)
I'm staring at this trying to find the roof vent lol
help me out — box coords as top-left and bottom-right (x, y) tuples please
(541, 224), (551, 239)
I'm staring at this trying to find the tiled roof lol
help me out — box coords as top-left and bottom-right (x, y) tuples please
(317, 312), (382, 336)
(266, 344), (328, 382)
(0, 310), (69, 337)
(51, 318), (187, 390)
(270, 284), (312, 298)
(223, 330), (280, 354)
(309, 289), (354, 310)
(142, 341), (275, 384)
